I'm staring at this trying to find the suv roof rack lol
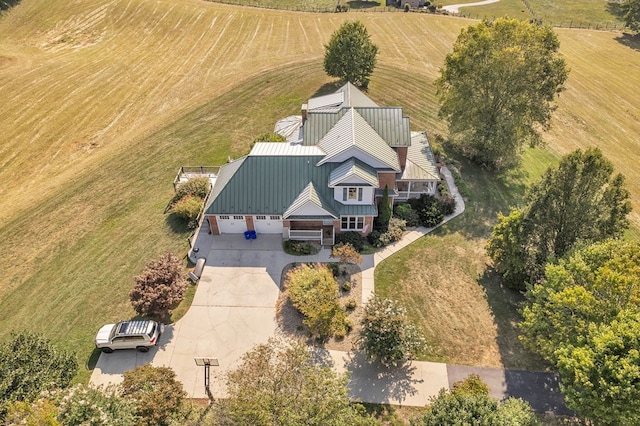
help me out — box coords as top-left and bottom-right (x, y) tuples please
(115, 320), (152, 336)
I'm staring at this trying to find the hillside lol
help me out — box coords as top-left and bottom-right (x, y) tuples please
(0, 0), (638, 379)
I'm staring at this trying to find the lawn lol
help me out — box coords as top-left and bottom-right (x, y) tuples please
(0, 0), (639, 382)
(376, 149), (557, 370)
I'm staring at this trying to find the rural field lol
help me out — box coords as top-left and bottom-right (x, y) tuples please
(0, 0), (639, 381)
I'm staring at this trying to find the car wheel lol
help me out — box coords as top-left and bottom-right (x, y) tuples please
(101, 347), (114, 353)
(136, 346), (150, 353)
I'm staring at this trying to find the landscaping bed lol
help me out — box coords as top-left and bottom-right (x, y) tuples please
(276, 263), (363, 352)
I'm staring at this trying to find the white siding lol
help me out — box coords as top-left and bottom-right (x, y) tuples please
(334, 187), (375, 205)
(217, 215), (247, 233)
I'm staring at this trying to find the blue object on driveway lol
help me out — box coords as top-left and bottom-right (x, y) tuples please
(250, 230), (257, 239)
(244, 231), (251, 240)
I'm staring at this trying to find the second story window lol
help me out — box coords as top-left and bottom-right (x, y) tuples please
(343, 187), (363, 202)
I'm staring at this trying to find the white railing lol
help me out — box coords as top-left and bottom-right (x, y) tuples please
(288, 229), (323, 243)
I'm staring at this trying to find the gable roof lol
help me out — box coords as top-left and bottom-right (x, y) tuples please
(329, 158), (379, 187)
(306, 82), (378, 112)
(283, 182), (338, 219)
(400, 132), (440, 181)
(316, 108), (400, 171)
(204, 155), (378, 217)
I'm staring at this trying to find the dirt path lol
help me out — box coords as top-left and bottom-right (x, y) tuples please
(442, 0), (500, 13)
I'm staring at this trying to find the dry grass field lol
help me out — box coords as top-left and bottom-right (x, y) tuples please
(0, 0), (638, 379)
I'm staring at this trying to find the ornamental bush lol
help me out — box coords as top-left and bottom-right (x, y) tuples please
(171, 177), (210, 206)
(335, 231), (368, 252)
(130, 253), (188, 319)
(394, 203), (421, 227)
(286, 264), (348, 338)
(359, 297), (425, 366)
(171, 195), (202, 229)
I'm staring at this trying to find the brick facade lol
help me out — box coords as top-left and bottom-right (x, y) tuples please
(377, 171), (397, 190)
(245, 215), (255, 231)
(207, 216), (220, 235)
(396, 147), (408, 169)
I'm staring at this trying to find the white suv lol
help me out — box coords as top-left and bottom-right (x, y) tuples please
(95, 320), (163, 353)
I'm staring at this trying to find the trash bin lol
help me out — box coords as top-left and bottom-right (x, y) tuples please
(244, 231), (251, 240)
(250, 230), (257, 239)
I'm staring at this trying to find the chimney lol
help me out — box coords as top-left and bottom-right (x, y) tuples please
(301, 103), (308, 122)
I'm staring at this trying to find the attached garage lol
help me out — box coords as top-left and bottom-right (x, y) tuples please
(253, 215), (283, 234)
(217, 215), (247, 234)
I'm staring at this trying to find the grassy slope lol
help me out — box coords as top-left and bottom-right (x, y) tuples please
(0, 0), (638, 378)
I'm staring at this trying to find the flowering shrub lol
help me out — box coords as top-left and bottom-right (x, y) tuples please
(359, 297), (426, 366)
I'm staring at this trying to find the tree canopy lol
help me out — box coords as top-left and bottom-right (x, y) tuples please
(414, 375), (539, 426)
(0, 332), (77, 417)
(359, 297), (425, 366)
(323, 20), (378, 88)
(520, 239), (640, 425)
(436, 18), (568, 169)
(486, 148), (631, 290)
(220, 338), (376, 426)
(621, 0), (640, 31)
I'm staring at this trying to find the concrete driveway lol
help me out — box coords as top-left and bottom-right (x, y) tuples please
(90, 234), (310, 398)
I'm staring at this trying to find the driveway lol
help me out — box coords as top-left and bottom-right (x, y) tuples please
(90, 234), (321, 398)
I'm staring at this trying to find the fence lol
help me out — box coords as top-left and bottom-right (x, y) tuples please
(172, 166), (220, 191)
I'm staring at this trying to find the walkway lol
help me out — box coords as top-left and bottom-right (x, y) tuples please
(442, 0), (500, 14)
(90, 166), (571, 414)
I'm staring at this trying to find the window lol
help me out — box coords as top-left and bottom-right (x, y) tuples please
(342, 187), (363, 202)
(220, 215), (230, 220)
(233, 215), (244, 220)
(256, 216), (266, 220)
(270, 215), (281, 220)
(341, 216), (365, 230)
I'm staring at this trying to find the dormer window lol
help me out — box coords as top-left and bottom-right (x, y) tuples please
(343, 187), (363, 202)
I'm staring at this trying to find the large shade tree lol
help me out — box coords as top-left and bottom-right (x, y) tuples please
(0, 332), (78, 417)
(436, 18), (568, 169)
(220, 338), (376, 426)
(520, 239), (640, 425)
(323, 20), (378, 88)
(621, 0), (640, 31)
(486, 148), (631, 290)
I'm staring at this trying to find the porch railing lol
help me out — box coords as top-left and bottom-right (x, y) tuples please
(288, 229), (323, 244)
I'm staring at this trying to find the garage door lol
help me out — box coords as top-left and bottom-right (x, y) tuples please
(253, 215), (283, 234)
(217, 215), (247, 233)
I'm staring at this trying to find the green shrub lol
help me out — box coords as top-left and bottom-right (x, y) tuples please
(408, 194), (445, 227)
(335, 232), (367, 252)
(437, 180), (450, 197)
(345, 298), (357, 310)
(286, 264), (347, 338)
(439, 195), (456, 215)
(368, 217), (406, 247)
(328, 262), (340, 277)
(253, 132), (286, 143)
(171, 195), (203, 228)
(394, 203), (421, 227)
(172, 177), (210, 206)
(341, 281), (352, 292)
(283, 241), (320, 255)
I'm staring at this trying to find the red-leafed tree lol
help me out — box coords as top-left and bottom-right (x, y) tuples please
(130, 253), (188, 319)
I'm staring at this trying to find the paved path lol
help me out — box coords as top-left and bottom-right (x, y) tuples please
(442, 0), (500, 14)
(91, 167), (571, 414)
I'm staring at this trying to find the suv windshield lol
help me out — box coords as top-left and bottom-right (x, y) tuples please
(148, 323), (157, 338)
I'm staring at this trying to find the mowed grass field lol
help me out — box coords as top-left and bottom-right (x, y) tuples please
(0, 0), (639, 380)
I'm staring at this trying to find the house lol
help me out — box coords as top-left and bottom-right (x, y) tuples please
(203, 83), (440, 245)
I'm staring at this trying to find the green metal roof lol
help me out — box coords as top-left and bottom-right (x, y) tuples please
(205, 155), (378, 217)
(329, 158), (379, 187)
(283, 182), (338, 219)
(316, 108), (400, 171)
(303, 107), (410, 147)
(400, 132), (440, 181)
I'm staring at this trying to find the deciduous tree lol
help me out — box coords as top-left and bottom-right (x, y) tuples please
(130, 253), (188, 319)
(359, 297), (425, 366)
(621, 0), (640, 31)
(0, 332), (77, 417)
(285, 264), (347, 338)
(556, 309), (640, 426)
(436, 18), (568, 169)
(331, 243), (363, 266)
(487, 148), (631, 290)
(121, 364), (186, 426)
(220, 338), (376, 426)
(323, 21), (378, 88)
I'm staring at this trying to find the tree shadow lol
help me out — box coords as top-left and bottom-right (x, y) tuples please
(0, 0), (21, 12)
(477, 267), (548, 371)
(311, 80), (345, 99)
(343, 351), (423, 405)
(165, 212), (191, 234)
(347, 0), (381, 9)
(434, 151), (529, 240)
(615, 32), (640, 52)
